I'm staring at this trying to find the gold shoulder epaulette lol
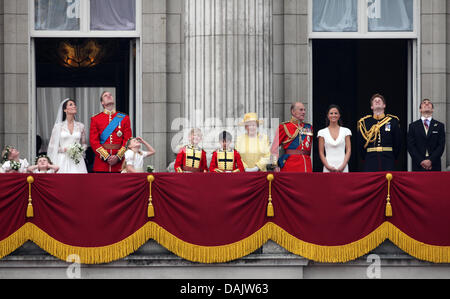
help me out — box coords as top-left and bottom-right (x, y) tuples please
(358, 115), (371, 123)
(387, 114), (399, 121)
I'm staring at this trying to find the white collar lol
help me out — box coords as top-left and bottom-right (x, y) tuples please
(421, 116), (432, 122)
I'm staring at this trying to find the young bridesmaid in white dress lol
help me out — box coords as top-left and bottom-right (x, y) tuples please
(317, 105), (352, 172)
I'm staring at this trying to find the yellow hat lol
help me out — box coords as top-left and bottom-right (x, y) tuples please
(240, 112), (263, 126)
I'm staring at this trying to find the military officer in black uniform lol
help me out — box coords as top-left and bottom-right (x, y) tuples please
(357, 93), (402, 172)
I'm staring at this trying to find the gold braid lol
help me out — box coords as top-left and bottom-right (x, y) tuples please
(358, 117), (392, 149)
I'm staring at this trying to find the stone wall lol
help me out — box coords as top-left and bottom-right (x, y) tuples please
(0, 0), (29, 157)
(421, 0), (448, 169)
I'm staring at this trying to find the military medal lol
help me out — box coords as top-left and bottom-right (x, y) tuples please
(385, 122), (391, 131)
(117, 122), (123, 137)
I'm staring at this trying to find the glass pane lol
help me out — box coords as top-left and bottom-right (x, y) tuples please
(35, 0), (80, 31)
(368, 0), (414, 31)
(313, 0), (358, 32)
(90, 0), (136, 31)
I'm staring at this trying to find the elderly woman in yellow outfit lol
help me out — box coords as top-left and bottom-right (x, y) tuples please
(235, 113), (271, 172)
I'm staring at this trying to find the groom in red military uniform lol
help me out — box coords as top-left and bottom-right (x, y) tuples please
(90, 91), (132, 172)
(270, 102), (313, 172)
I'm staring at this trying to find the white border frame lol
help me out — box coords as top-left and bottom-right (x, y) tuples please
(30, 0), (142, 38)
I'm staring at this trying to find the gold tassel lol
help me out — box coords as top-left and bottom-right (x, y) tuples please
(267, 174), (274, 217)
(385, 173), (393, 217)
(147, 175), (155, 218)
(26, 176), (34, 218)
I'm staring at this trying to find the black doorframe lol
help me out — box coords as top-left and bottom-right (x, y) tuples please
(312, 39), (409, 172)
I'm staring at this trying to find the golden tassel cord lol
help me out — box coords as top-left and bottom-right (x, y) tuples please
(385, 173), (393, 217)
(26, 176), (35, 218)
(266, 174), (274, 217)
(147, 175), (155, 218)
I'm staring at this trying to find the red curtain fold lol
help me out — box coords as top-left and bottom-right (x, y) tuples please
(389, 172), (450, 246)
(29, 173), (149, 247)
(151, 172), (268, 246)
(271, 172), (387, 246)
(0, 174), (28, 241)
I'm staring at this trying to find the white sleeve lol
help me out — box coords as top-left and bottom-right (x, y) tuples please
(317, 129), (325, 138)
(125, 150), (134, 165)
(344, 127), (352, 137)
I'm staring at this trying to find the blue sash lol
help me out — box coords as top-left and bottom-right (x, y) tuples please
(278, 133), (300, 169)
(278, 124), (312, 169)
(100, 113), (126, 144)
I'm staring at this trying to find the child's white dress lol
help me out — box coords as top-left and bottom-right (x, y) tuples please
(122, 150), (151, 173)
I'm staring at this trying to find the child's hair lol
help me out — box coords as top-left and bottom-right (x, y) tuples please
(34, 154), (53, 165)
(1, 145), (14, 163)
(219, 131), (232, 142)
(190, 128), (202, 137)
(126, 137), (136, 149)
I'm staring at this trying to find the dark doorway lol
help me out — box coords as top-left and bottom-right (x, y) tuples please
(35, 38), (133, 114)
(312, 39), (409, 172)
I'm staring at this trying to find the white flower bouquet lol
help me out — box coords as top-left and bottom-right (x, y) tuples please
(67, 142), (84, 165)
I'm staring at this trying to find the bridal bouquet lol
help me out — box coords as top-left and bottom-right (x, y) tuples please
(67, 142), (84, 165)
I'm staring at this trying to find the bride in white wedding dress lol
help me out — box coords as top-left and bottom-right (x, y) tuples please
(47, 98), (88, 173)
(317, 104), (352, 173)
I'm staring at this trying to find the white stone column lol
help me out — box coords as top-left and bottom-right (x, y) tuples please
(184, 0), (273, 148)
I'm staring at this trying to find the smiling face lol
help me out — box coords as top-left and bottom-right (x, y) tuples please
(245, 121), (258, 137)
(327, 107), (341, 124)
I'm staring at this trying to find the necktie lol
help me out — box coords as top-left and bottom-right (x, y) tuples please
(424, 119), (429, 130)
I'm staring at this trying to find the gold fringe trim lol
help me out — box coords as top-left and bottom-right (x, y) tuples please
(3, 222), (450, 264)
(0, 224), (30, 259)
(148, 222), (271, 264)
(386, 222), (450, 264)
(269, 222), (388, 263)
(27, 223), (152, 264)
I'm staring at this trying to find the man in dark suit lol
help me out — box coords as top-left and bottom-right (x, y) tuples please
(407, 99), (446, 171)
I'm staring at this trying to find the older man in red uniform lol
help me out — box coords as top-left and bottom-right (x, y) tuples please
(90, 91), (132, 172)
(270, 102), (313, 172)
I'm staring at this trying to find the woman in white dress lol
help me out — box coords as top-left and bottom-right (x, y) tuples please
(47, 98), (88, 173)
(317, 105), (352, 172)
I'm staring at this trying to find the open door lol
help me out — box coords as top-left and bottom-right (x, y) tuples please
(312, 39), (409, 172)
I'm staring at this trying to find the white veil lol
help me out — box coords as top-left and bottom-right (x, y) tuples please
(47, 98), (71, 164)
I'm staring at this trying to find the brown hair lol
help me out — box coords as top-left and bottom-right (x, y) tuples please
(370, 93), (386, 105)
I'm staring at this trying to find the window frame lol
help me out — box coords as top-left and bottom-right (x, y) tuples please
(30, 0), (141, 38)
(308, 0), (419, 39)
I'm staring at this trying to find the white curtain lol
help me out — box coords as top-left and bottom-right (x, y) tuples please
(90, 0), (136, 30)
(35, 0), (80, 30)
(313, 0), (358, 32)
(36, 87), (115, 153)
(368, 0), (413, 31)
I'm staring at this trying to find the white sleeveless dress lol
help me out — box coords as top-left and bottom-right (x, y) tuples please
(317, 127), (352, 172)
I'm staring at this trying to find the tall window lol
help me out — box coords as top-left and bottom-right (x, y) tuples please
(32, 0), (140, 36)
(310, 0), (417, 37)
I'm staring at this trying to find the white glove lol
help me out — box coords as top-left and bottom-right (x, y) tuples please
(245, 166), (259, 172)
